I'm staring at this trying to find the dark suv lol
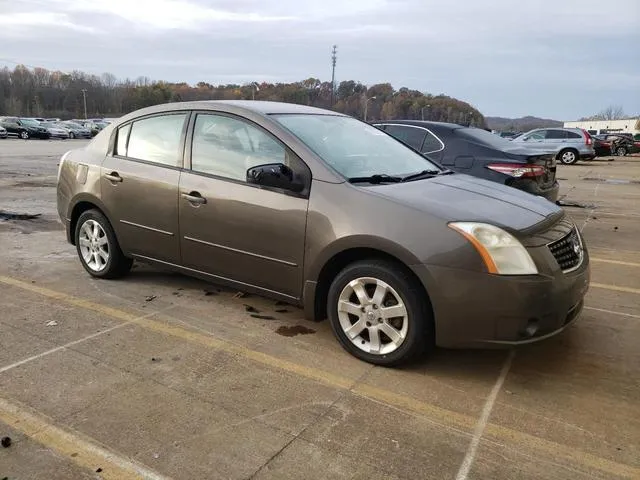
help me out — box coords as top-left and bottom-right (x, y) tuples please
(0, 117), (51, 139)
(373, 120), (559, 202)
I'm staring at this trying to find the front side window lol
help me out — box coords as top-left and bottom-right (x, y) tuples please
(527, 131), (546, 140)
(127, 113), (187, 167)
(191, 113), (286, 181)
(273, 115), (441, 179)
(384, 125), (426, 151)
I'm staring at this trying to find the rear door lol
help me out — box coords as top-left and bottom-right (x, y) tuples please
(100, 112), (188, 264)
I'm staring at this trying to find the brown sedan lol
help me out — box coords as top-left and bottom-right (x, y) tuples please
(56, 101), (590, 366)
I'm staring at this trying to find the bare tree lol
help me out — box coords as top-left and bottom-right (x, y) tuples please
(598, 105), (625, 120)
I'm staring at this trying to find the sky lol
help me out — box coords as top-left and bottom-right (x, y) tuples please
(0, 0), (638, 120)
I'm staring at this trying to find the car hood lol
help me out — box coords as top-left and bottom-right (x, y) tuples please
(367, 173), (562, 232)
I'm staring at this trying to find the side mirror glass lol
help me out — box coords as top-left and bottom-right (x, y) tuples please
(246, 163), (305, 193)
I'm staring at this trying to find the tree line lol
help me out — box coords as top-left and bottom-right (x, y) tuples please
(0, 65), (486, 127)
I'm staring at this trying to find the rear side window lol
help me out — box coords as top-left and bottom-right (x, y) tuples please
(545, 130), (567, 139)
(126, 114), (187, 167)
(115, 123), (131, 156)
(566, 131), (582, 139)
(421, 131), (444, 154)
(385, 125), (427, 151)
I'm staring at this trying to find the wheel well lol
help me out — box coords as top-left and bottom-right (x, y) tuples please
(312, 247), (433, 322)
(69, 201), (102, 245)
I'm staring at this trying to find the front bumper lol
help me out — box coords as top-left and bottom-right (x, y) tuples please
(412, 252), (590, 348)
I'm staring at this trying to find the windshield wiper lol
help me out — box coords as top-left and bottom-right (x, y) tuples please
(348, 174), (403, 184)
(401, 170), (441, 182)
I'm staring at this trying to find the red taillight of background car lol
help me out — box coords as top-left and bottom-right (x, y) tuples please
(487, 164), (546, 178)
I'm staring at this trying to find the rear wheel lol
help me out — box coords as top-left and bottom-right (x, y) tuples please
(616, 146), (627, 157)
(75, 209), (132, 279)
(69, 132), (76, 139)
(327, 259), (433, 366)
(558, 149), (578, 165)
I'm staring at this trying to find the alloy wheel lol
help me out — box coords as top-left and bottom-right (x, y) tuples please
(561, 151), (576, 164)
(337, 277), (409, 355)
(78, 219), (109, 272)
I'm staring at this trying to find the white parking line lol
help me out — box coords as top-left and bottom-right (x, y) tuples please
(585, 306), (640, 320)
(0, 307), (174, 374)
(455, 349), (515, 480)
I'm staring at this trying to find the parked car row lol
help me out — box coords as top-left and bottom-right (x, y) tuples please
(57, 100), (590, 366)
(373, 120), (560, 202)
(0, 116), (113, 139)
(592, 133), (640, 157)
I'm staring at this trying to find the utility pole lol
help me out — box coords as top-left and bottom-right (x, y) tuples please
(364, 96), (376, 122)
(81, 89), (88, 119)
(421, 104), (431, 121)
(330, 45), (337, 108)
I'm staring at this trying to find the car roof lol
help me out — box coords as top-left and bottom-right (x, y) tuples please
(117, 100), (344, 124)
(372, 119), (463, 131)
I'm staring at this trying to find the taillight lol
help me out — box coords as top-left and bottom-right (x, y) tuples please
(488, 163), (545, 178)
(581, 129), (592, 145)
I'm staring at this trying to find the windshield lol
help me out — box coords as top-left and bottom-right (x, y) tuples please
(20, 119), (40, 127)
(272, 114), (440, 179)
(456, 128), (517, 148)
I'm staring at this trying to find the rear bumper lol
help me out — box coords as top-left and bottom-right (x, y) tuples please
(580, 153), (596, 160)
(508, 179), (559, 203)
(412, 255), (590, 348)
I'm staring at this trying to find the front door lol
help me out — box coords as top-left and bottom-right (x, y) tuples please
(178, 112), (309, 300)
(101, 112), (188, 264)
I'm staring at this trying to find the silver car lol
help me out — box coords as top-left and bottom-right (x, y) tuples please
(511, 128), (596, 165)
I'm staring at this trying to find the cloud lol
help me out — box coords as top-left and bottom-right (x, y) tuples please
(0, 12), (96, 34)
(1, 0), (639, 119)
(48, 0), (296, 30)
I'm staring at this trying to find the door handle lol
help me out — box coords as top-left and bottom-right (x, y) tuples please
(104, 172), (123, 183)
(181, 191), (207, 205)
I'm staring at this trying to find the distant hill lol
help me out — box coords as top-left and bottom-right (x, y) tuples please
(486, 116), (563, 132)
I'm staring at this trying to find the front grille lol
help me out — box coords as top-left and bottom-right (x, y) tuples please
(548, 228), (583, 272)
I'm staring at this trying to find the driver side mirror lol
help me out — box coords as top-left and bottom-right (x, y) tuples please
(246, 163), (305, 193)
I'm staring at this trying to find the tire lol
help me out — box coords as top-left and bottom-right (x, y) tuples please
(616, 147), (627, 157)
(74, 209), (133, 279)
(327, 259), (433, 366)
(19, 130), (29, 140)
(69, 132), (76, 139)
(558, 149), (578, 165)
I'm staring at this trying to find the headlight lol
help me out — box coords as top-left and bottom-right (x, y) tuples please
(448, 222), (538, 275)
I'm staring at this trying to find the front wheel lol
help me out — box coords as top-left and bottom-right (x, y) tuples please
(69, 132), (76, 139)
(19, 131), (29, 139)
(616, 147), (627, 157)
(75, 209), (133, 279)
(327, 259), (433, 366)
(558, 149), (578, 165)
